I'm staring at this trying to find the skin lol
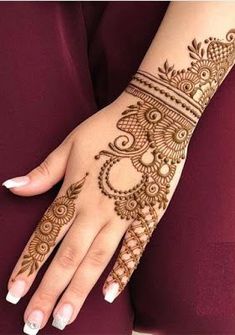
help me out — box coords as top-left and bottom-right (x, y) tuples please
(4, 1), (235, 332)
(5, 92), (187, 329)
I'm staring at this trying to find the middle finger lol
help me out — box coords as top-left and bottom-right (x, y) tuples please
(23, 214), (104, 334)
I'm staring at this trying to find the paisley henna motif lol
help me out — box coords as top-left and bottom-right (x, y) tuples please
(16, 174), (88, 276)
(98, 30), (235, 294)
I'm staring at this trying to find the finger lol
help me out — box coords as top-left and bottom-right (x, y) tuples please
(103, 208), (158, 303)
(50, 218), (130, 331)
(6, 173), (88, 305)
(2, 134), (74, 196)
(22, 214), (103, 333)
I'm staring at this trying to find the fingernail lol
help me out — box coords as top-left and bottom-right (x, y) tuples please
(2, 176), (30, 188)
(52, 303), (73, 330)
(104, 282), (120, 303)
(23, 310), (44, 335)
(6, 279), (26, 304)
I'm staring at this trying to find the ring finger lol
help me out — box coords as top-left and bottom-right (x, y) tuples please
(50, 218), (130, 331)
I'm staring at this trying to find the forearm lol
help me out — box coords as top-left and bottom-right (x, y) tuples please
(117, 2), (235, 120)
(140, 1), (235, 86)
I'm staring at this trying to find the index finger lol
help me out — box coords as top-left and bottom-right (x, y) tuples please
(6, 173), (88, 304)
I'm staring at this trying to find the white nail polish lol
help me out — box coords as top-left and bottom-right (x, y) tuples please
(6, 292), (20, 304)
(23, 322), (40, 335)
(6, 279), (26, 304)
(52, 303), (73, 330)
(2, 176), (30, 188)
(23, 310), (44, 335)
(104, 282), (120, 303)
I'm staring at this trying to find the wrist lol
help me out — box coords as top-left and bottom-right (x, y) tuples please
(111, 70), (196, 166)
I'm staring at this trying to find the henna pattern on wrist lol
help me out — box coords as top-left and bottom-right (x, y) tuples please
(16, 174), (88, 277)
(96, 30), (235, 294)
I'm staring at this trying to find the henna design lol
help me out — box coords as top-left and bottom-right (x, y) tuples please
(96, 30), (235, 294)
(104, 210), (157, 291)
(149, 29), (235, 111)
(16, 174), (88, 276)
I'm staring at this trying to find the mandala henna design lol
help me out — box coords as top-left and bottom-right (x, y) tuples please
(16, 173), (88, 276)
(96, 30), (235, 294)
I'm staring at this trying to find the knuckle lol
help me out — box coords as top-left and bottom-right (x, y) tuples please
(56, 246), (77, 269)
(68, 283), (85, 300)
(37, 289), (55, 303)
(87, 248), (107, 267)
(36, 158), (51, 178)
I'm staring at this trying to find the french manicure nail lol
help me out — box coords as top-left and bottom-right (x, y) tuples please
(6, 279), (26, 304)
(104, 282), (120, 303)
(2, 176), (30, 188)
(23, 310), (44, 335)
(52, 303), (73, 330)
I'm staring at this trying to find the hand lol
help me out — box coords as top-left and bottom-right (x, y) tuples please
(4, 87), (193, 333)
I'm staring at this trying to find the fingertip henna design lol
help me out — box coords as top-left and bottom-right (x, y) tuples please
(96, 30), (235, 295)
(104, 209), (158, 294)
(16, 173), (88, 277)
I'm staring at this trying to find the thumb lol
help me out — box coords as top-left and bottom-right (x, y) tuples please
(2, 139), (73, 197)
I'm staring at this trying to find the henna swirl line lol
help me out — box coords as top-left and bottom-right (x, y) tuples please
(16, 173), (88, 276)
(96, 30), (235, 292)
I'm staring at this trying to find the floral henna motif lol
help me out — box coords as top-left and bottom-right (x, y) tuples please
(16, 174), (88, 276)
(151, 29), (235, 109)
(97, 30), (235, 294)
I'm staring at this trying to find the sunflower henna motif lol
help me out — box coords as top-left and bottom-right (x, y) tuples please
(16, 174), (88, 276)
(98, 29), (235, 295)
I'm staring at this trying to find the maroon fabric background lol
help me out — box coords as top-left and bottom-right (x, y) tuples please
(1, 2), (235, 335)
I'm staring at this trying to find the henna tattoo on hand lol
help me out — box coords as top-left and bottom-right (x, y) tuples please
(96, 30), (235, 294)
(16, 174), (88, 277)
(127, 30), (235, 126)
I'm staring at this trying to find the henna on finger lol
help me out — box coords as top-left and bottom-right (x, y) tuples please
(104, 210), (157, 294)
(95, 30), (235, 300)
(15, 173), (88, 277)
